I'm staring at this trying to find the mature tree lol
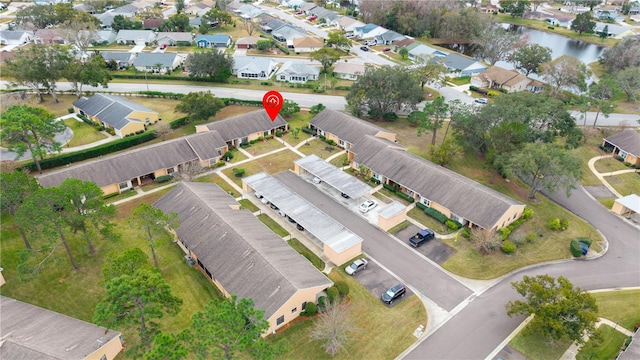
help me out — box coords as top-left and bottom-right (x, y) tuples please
(473, 25), (528, 65)
(129, 204), (179, 268)
(185, 51), (234, 82)
(346, 65), (423, 119)
(599, 25), (609, 42)
(175, 91), (225, 123)
(398, 46), (409, 60)
(588, 78), (618, 128)
(15, 4), (58, 28)
(111, 15), (143, 31)
(280, 100), (300, 117)
(310, 103), (326, 115)
(202, 8), (234, 27)
(180, 297), (287, 359)
(506, 275), (598, 345)
(94, 269), (183, 354)
(158, 13), (191, 32)
(65, 53), (112, 98)
(599, 35), (640, 72)
(310, 48), (342, 73)
(500, 0), (530, 17)
(59, 19), (99, 53)
(256, 39), (274, 51)
(310, 299), (353, 356)
(175, 0), (185, 13)
(540, 55), (590, 96)
(4, 45), (71, 102)
(240, 18), (259, 36)
(413, 55), (447, 88)
(0, 105), (65, 174)
(145, 332), (188, 360)
(429, 137), (461, 166)
(509, 43), (552, 76)
(614, 66), (640, 102)
(505, 142), (582, 200)
(0, 171), (41, 249)
(418, 96), (449, 146)
(571, 11), (596, 34)
(103, 247), (151, 282)
(16, 187), (80, 270)
(58, 178), (116, 255)
(326, 31), (351, 49)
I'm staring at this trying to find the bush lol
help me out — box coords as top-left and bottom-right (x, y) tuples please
(67, 107), (74, 113)
(501, 240), (516, 254)
(301, 126), (315, 135)
(424, 207), (447, 223)
(325, 139), (336, 146)
(548, 218), (561, 231)
(416, 202), (427, 211)
(233, 168), (245, 177)
(260, 81), (272, 86)
(396, 191), (415, 203)
(334, 281), (349, 297)
(570, 239), (584, 257)
(310, 103), (326, 115)
(487, 90), (500, 97)
(303, 302), (317, 316)
(327, 286), (339, 303)
(211, 161), (226, 168)
(275, 130), (283, 137)
(445, 219), (461, 230)
(522, 208), (534, 220)
(155, 174), (173, 183)
(223, 151), (234, 161)
(382, 112), (398, 122)
(525, 232), (537, 243)
(497, 227), (511, 240)
(560, 218), (569, 231)
(461, 227), (471, 239)
(239, 142), (250, 148)
(317, 296), (327, 312)
(469, 85), (479, 91)
(169, 116), (190, 129)
(383, 183), (397, 192)
(578, 237), (592, 247)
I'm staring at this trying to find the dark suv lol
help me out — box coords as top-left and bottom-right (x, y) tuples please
(409, 229), (435, 247)
(381, 284), (406, 304)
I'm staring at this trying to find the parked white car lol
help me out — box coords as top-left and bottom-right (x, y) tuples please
(359, 200), (378, 213)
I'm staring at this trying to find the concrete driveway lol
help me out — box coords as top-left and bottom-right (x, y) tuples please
(395, 224), (457, 265)
(345, 258), (413, 307)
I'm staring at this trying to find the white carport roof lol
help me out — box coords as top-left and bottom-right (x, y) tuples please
(244, 172), (363, 253)
(615, 194), (640, 213)
(295, 154), (371, 199)
(378, 201), (406, 219)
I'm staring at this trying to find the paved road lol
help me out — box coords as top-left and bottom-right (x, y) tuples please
(405, 185), (640, 359)
(274, 171), (474, 312)
(570, 111), (639, 127)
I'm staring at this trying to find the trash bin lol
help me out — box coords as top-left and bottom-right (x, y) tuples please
(580, 242), (589, 256)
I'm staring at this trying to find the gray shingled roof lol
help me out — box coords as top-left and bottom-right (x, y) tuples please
(153, 182), (332, 319)
(245, 172), (363, 253)
(294, 154), (370, 199)
(73, 94), (157, 130)
(37, 131), (226, 188)
(351, 136), (523, 229)
(0, 296), (122, 360)
(444, 52), (477, 70)
(100, 51), (133, 63)
(134, 52), (180, 68)
(309, 109), (396, 147)
(202, 109), (287, 141)
(604, 130), (640, 157)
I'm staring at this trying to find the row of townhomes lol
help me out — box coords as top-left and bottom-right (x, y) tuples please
(35, 107), (527, 333)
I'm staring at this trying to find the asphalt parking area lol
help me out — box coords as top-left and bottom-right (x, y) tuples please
(345, 258), (412, 307)
(395, 224), (457, 265)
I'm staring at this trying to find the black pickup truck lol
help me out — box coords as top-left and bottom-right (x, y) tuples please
(409, 229), (435, 247)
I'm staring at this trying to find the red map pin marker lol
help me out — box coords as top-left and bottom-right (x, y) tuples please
(262, 90), (283, 122)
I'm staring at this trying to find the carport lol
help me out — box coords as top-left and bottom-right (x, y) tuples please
(243, 172), (363, 265)
(294, 155), (371, 199)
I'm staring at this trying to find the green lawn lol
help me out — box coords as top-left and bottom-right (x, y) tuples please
(329, 153), (349, 168)
(63, 118), (107, 147)
(298, 138), (339, 158)
(388, 220), (411, 235)
(287, 238), (324, 271)
(571, 129), (615, 187)
(592, 289), (640, 332)
(606, 172), (640, 197)
(256, 213), (290, 238)
(221, 150), (302, 187)
(238, 199), (259, 212)
(593, 157), (630, 174)
(407, 207), (455, 235)
(269, 269), (426, 359)
(576, 325), (629, 360)
(242, 138), (285, 156)
(509, 323), (572, 360)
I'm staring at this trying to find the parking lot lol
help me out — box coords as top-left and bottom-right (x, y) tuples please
(394, 224), (457, 265)
(344, 258), (413, 307)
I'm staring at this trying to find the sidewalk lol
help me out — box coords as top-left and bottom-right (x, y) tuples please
(587, 155), (637, 199)
(559, 318), (634, 360)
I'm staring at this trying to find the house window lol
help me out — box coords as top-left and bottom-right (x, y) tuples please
(450, 213), (464, 224)
(264, 131), (269, 137)
(302, 301), (307, 311)
(167, 168), (175, 174)
(119, 181), (129, 190)
(100, 355), (107, 360)
(145, 117), (150, 123)
(217, 149), (222, 156)
(291, 307), (297, 314)
(619, 150), (628, 159)
(372, 173), (380, 180)
(339, 139), (345, 147)
(421, 197), (431, 207)
(276, 315), (285, 325)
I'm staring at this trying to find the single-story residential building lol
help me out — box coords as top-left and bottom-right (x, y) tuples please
(100, 51), (134, 69)
(292, 36), (324, 53)
(282, 0), (306, 9)
(236, 36), (260, 49)
(471, 66), (545, 93)
(0, 296), (123, 360)
(276, 61), (320, 83)
(443, 52), (487, 77)
(115, 29), (155, 45)
(37, 130), (228, 195)
(142, 18), (163, 30)
(391, 37), (416, 52)
(374, 30), (404, 45)
(299, 2), (317, 14)
(94, 30), (117, 45)
(309, 108), (397, 149)
(0, 30), (34, 45)
(353, 23), (388, 39)
(154, 182), (332, 334)
(272, 24), (306, 43)
(611, 194), (640, 220)
(261, 18), (286, 34)
(185, 2), (211, 16)
(34, 28), (65, 44)
(156, 32), (193, 46)
(350, 135), (525, 231)
(602, 130), (640, 166)
(407, 43), (448, 61)
(195, 109), (288, 147)
(234, 4), (262, 19)
(73, 93), (159, 137)
(332, 62), (367, 81)
(133, 52), (184, 74)
(331, 16), (364, 32)
(232, 56), (278, 79)
(195, 34), (232, 48)
(545, 14), (573, 28)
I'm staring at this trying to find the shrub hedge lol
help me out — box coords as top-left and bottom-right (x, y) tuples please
(155, 174), (173, 183)
(502, 240), (516, 254)
(303, 302), (317, 316)
(334, 281), (349, 296)
(424, 207), (447, 223)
